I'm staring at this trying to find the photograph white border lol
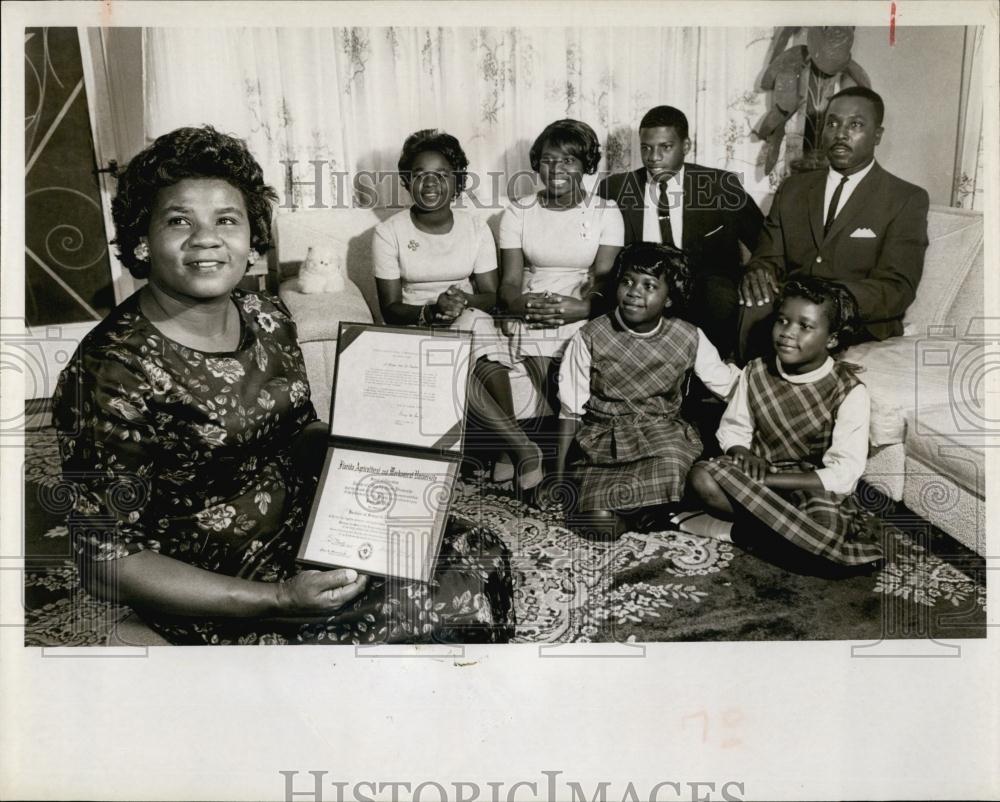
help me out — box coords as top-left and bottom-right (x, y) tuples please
(2, 2), (998, 800)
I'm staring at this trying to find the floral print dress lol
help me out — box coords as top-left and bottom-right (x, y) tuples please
(52, 289), (514, 644)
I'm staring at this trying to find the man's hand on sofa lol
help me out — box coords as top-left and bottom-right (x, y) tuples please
(739, 265), (780, 307)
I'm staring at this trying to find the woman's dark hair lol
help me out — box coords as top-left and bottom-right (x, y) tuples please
(778, 276), (861, 350)
(528, 119), (602, 175)
(111, 125), (278, 279)
(397, 129), (469, 195)
(613, 242), (692, 312)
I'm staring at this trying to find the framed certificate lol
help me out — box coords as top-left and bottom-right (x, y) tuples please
(328, 324), (472, 453)
(298, 446), (458, 583)
(298, 324), (473, 581)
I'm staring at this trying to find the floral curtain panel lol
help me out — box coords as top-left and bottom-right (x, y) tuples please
(145, 27), (782, 210)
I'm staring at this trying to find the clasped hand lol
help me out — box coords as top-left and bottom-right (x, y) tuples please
(276, 568), (369, 615)
(432, 285), (469, 325)
(520, 292), (588, 329)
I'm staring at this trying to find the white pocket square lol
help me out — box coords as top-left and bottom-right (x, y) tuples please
(703, 225), (723, 238)
(850, 227), (877, 238)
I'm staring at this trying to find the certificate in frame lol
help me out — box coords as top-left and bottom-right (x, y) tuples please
(328, 323), (473, 454)
(297, 323), (473, 582)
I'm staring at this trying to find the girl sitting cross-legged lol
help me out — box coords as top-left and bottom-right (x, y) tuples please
(684, 276), (885, 569)
(552, 242), (741, 539)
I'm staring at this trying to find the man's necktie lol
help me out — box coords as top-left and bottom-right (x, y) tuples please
(824, 174), (849, 237)
(657, 181), (675, 247)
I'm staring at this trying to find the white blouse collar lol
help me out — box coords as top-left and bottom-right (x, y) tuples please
(775, 355), (834, 384)
(614, 308), (665, 338)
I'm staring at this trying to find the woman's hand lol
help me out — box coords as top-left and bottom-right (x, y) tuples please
(434, 285), (468, 323)
(276, 568), (369, 616)
(502, 291), (548, 325)
(504, 291), (537, 319)
(523, 292), (589, 328)
(725, 446), (770, 482)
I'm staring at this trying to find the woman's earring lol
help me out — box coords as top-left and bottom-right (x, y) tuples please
(247, 249), (260, 266)
(133, 240), (150, 262)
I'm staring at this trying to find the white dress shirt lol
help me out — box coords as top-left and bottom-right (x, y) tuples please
(823, 159), (876, 226)
(642, 166), (685, 246)
(558, 315), (740, 419)
(716, 356), (871, 495)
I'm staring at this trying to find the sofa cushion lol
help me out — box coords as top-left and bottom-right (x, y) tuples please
(279, 279), (373, 343)
(902, 456), (985, 555)
(902, 205), (983, 335)
(843, 336), (923, 446)
(946, 245), (985, 339)
(904, 402), (985, 498)
(860, 442), (906, 502)
(299, 340), (339, 423)
(843, 334), (984, 447)
(273, 206), (504, 324)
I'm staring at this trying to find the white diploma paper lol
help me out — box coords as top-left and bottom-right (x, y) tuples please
(331, 328), (471, 451)
(298, 447), (457, 582)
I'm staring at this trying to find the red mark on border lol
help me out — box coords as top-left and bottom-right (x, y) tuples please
(889, 2), (897, 46)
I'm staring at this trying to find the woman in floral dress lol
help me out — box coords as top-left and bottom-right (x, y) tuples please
(52, 125), (514, 644)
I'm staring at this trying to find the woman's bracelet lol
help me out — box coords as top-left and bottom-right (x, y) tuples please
(417, 303), (434, 327)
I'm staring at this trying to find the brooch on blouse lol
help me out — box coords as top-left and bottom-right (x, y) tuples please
(407, 240), (420, 251)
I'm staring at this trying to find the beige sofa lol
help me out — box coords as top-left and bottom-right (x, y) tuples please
(842, 205), (986, 555)
(273, 204), (987, 555)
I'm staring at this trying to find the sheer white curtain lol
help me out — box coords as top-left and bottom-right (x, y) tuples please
(953, 26), (984, 210)
(144, 27), (781, 210)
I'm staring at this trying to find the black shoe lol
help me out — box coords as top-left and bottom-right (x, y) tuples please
(569, 511), (626, 541)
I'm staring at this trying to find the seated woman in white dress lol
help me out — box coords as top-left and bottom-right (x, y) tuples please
(498, 119), (624, 424)
(374, 129), (543, 490)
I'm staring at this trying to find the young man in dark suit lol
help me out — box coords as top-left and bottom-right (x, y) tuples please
(596, 105), (764, 359)
(738, 86), (930, 361)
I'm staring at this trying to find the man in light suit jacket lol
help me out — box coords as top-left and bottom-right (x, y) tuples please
(597, 105), (764, 359)
(739, 86), (930, 360)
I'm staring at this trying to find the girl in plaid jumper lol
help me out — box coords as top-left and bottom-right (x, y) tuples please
(687, 277), (884, 567)
(554, 243), (740, 539)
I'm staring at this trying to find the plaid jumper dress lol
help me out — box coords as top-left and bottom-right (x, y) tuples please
(572, 314), (702, 512)
(698, 358), (883, 565)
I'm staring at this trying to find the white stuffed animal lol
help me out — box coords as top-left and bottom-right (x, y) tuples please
(296, 243), (348, 294)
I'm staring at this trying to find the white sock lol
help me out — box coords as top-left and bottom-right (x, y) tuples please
(672, 511), (733, 542)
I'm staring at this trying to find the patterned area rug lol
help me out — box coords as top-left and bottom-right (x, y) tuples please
(22, 428), (986, 646)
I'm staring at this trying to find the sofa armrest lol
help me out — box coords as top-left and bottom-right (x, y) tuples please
(279, 278), (374, 423)
(278, 278), (374, 343)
